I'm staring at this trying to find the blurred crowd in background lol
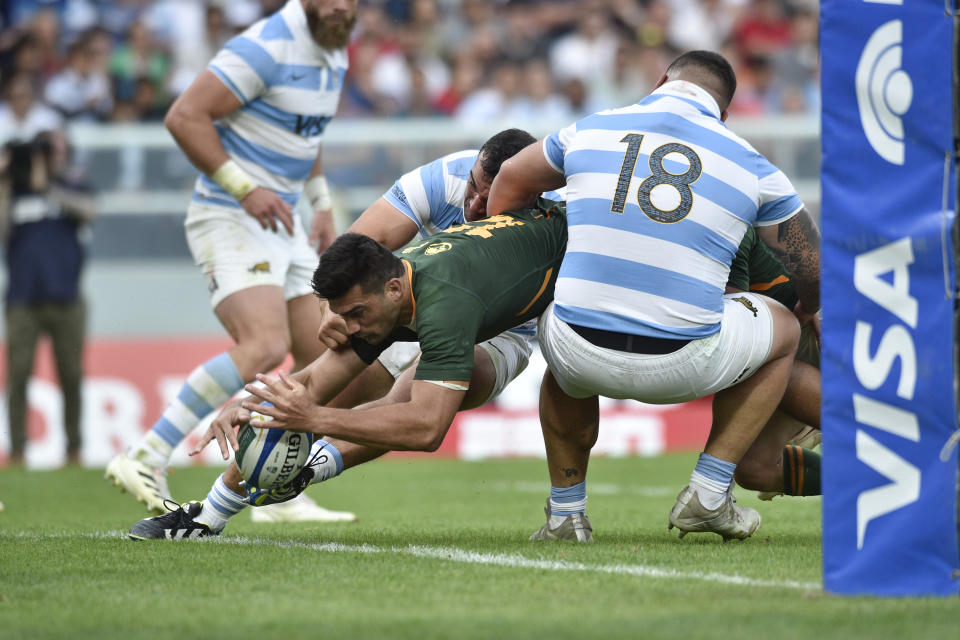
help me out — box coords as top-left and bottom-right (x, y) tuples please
(0, 0), (820, 130)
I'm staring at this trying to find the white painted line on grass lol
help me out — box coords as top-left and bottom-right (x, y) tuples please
(4, 531), (821, 592)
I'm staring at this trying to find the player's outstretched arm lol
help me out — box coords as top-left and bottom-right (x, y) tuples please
(756, 208), (821, 314)
(487, 140), (565, 217)
(252, 378), (465, 452)
(189, 347), (368, 459)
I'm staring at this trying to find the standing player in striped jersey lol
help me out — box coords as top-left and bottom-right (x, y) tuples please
(105, 0), (358, 523)
(488, 50), (820, 542)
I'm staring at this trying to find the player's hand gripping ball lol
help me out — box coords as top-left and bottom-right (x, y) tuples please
(235, 411), (313, 489)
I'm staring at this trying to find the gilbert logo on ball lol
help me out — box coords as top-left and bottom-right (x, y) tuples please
(236, 411), (313, 489)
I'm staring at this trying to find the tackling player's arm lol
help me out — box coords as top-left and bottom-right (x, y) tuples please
(346, 197), (420, 251)
(487, 140), (565, 217)
(164, 70), (294, 234)
(755, 208), (821, 314)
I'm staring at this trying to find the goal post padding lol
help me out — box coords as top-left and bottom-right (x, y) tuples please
(820, 0), (960, 596)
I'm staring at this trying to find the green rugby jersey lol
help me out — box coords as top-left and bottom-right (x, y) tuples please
(353, 199), (567, 382)
(727, 226), (798, 309)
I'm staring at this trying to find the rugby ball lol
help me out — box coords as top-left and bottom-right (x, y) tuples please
(235, 412), (313, 489)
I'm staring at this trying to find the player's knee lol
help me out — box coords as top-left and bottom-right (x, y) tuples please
(734, 455), (775, 490)
(245, 335), (291, 372)
(769, 304), (801, 359)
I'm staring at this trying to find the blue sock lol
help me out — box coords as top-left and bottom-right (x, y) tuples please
(549, 481), (587, 526)
(136, 353), (245, 466)
(690, 452), (737, 509)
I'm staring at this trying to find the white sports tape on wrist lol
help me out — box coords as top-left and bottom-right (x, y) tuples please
(304, 175), (332, 211)
(211, 159), (257, 202)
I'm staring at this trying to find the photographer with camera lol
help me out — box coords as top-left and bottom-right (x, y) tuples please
(1, 71), (96, 467)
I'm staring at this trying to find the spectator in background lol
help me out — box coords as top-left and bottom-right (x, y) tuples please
(590, 43), (669, 111)
(0, 71), (96, 467)
(108, 19), (170, 107)
(431, 52), (482, 116)
(733, 0), (792, 62)
(111, 76), (166, 122)
(368, 25), (448, 116)
(0, 68), (59, 140)
(498, 0), (550, 64)
(24, 8), (62, 80)
(0, 31), (44, 78)
(769, 7), (818, 114)
(633, 0), (672, 49)
(666, 0), (740, 53)
(143, 0), (224, 97)
(548, 2), (620, 99)
(436, 0), (497, 61)
(505, 57), (572, 125)
(455, 60), (523, 123)
(44, 27), (113, 120)
(728, 53), (775, 115)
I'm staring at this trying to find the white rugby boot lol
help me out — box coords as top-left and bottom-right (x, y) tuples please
(668, 485), (761, 541)
(529, 499), (594, 542)
(105, 450), (172, 515)
(251, 493), (357, 523)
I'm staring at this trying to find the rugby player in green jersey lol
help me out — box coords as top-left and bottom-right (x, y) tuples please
(727, 227), (821, 499)
(235, 202), (567, 452)
(127, 200), (568, 539)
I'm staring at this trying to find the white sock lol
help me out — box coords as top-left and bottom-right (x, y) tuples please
(197, 473), (248, 532)
(308, 439), (344, 484)
(690, 471), (729, 510)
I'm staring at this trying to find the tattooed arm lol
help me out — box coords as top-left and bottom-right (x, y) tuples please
(755, 208), (821, 313)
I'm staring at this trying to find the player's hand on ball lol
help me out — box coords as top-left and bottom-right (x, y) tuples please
(243, 372), (319, 433)
(246, 465), (315, 506)
(189, 402), (251, 460)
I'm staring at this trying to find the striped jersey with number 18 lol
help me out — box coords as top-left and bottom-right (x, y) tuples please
(542, 80), (803, 340)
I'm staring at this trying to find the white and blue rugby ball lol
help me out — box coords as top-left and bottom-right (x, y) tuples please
(236, 412), (313, 489)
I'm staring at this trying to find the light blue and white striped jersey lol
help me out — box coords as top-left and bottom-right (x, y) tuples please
(191, 0), (348, 214)
(382, 148), (564, 340)
(383, 149), (565, 239)
(543, 80), (803, 340)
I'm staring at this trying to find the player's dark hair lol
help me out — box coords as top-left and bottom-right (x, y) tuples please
(666, 50), (737, 110)
(312, 233), (404, 300)
(477, 128), (536, 178)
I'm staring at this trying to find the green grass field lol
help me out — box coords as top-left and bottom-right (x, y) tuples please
(0, 454), (957, 639)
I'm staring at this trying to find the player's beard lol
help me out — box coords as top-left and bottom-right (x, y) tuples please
(306, 8), (356, 50)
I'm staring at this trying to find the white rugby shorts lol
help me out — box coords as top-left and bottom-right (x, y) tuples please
(538, 292), (776, 403)
(377, 329), (534, 404)
(185, 202), (318, 308)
